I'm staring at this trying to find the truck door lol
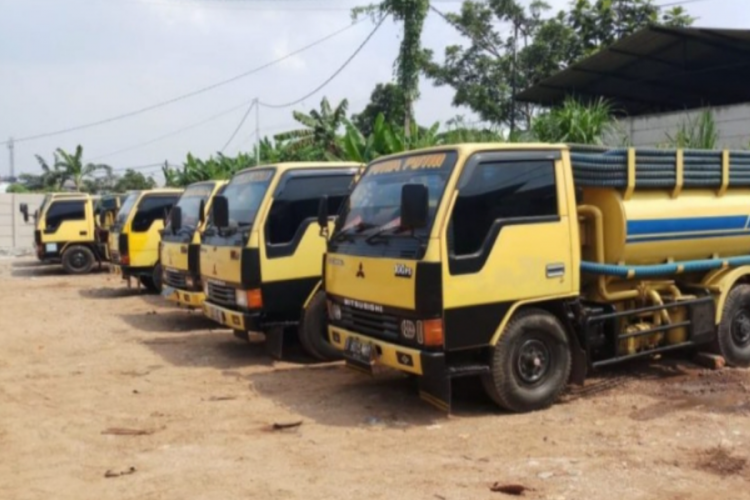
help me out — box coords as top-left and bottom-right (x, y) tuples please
(43, 199), (89, 249)
(262, 170), (355, 315)
(443, 150), (575, 350)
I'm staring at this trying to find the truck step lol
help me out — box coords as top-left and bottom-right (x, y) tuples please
(447, 364), (490, 378)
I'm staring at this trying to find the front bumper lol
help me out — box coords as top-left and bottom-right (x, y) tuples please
(328, 325), (452, 412)
(203, 301), (261, 331)
(163, 287), (205, 308)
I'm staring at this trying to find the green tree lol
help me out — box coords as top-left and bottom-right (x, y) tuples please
(352, 83), (407, 136)
(32, 151), (66, 190)
(355, 0), (429, 138)
(275, 97), (349, 159)
(6, 183), (30, 193)
(114, 169), (157, 191)
(54, 145), (112, 191)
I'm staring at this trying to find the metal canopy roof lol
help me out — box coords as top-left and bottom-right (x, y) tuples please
(516, 26), (750, 116)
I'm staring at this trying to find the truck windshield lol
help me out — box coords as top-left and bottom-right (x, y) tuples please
(165, 184), (214, 234)
(115, 192), (139, 226)
(335, 151), (457, 239)
(218, 169), (274, 227)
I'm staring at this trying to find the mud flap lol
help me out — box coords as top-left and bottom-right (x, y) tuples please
(418, 353), (451, 412)
(265, 326), (285, 360)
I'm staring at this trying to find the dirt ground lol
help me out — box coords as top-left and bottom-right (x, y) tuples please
(1, 257), (749, 500)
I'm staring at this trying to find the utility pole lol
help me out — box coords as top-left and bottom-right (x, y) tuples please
(254, 98), (260, 166)
(8, 137), (14, 180)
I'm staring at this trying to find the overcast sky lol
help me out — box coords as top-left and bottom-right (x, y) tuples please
(0, 0), (744, 181)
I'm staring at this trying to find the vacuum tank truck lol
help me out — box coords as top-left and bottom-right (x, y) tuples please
(321, 144), (750, 412)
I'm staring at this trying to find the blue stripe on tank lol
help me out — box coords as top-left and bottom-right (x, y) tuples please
(626, 215), (750, 244)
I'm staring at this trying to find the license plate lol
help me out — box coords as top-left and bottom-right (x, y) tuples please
(45, 243), (57, 253)
(344, 336), (376, 371)
(161, 286), (176, 298)
(206, 306), (225, 323)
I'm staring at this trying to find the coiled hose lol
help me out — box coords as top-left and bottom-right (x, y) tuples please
(570, 145), (750, 188)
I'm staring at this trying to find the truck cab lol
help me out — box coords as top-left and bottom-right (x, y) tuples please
(109, 188), (183, 291)
(24, 193), (108, 274)
(160, 181), (227, 308)
(200, 162), (361, 359)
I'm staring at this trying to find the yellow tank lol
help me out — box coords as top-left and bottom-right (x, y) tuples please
(582, 187), (750, 265)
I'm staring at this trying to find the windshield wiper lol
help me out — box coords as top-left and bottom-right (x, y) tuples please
(364, 225), (393, 246)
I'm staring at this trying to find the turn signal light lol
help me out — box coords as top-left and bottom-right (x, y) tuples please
(422, 319), (444, 347)
(247, 288), (263, 309)
(120, 255), (130, 265)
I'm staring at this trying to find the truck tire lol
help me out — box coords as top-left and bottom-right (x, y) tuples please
(715, 285), (750, 367)
(62, 245), (95, 275)
(140, 263), (163, 293)
(298, 291), (342, 361)
(481, 308), (571, 413)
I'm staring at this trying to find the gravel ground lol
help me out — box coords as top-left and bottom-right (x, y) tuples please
(1, 257), (749, 500)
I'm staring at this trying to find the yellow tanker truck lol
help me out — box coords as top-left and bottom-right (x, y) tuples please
(321, 144), (750, 413)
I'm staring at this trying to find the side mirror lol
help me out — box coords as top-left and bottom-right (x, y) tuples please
(400, 184), (429, 230)
(20, 203), (29, 223)
(212, 195), (229, 228)
(170, 206), (182, 233)
(317, 195), (329, 229)
(199, 199), (206, 225)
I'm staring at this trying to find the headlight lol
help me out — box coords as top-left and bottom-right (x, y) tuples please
(235, 289), (248, 308)
(331, 303), (342, 321)
(401, 320), (417, 340)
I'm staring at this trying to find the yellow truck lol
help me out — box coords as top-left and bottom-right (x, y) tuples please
(109, 188), (183, 291)
(200, 162), (361, 359)
(160, 180), (227, 308)
(321, 144), (750, 413)
(21, 193), (109, 274)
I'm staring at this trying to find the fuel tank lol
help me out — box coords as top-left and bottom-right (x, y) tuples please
(581, 187), (750, 265)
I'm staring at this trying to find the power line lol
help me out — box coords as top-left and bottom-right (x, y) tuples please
(259, 15), (387, 109)
(2, 19), (363, 146)
(89, 97), (257, 160)
(221, 99), (257, 152)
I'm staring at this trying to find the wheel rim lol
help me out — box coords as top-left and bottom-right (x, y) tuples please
(731, 311), (750, 348)
(70, 251), (87, 270)
(515, 338), (551, 385)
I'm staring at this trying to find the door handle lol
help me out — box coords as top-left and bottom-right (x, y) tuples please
(80, 231), (88, 236)
(546, 263), (565, 278)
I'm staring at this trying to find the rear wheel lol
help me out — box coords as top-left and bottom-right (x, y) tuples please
(715, 285), (750, 367)
(298, 291), (342, 361)
(481, 308), (571, 413)
(61, 245), (95, 275)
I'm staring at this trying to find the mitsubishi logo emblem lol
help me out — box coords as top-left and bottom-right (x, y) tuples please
(356, 263), (365, 278)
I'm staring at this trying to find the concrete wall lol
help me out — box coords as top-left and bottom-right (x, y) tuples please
(0, 193), (45, 252)
(621, 103), (750, 148)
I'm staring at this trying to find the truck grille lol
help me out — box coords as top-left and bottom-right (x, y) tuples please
(337, 304), (400, 341)
(207, 281), (236, 307)
(164, 269), (187, 290)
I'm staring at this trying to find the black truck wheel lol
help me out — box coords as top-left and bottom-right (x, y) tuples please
(481, 308), (571, 413)
(140, 263), (163, 293)
(715, 285), (750, 367)
(62, 245), (95, 275)
(298, 290), (342, 361)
